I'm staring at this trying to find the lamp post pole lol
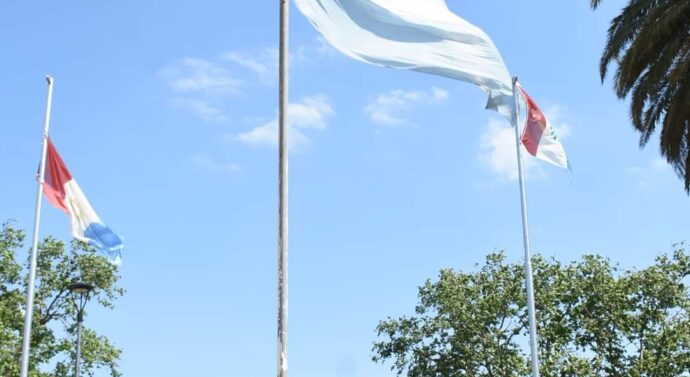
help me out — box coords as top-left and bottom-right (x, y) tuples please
(67, 282), (95, 377)
(75, 311), (84, 377)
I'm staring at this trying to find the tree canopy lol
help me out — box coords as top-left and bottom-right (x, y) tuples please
(373, 245), (690, 376)
(590, 0), (690, 192)
(0, 221), (124, 377)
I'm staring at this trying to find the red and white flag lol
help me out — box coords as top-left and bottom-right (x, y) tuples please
(518, 85), (569, 169)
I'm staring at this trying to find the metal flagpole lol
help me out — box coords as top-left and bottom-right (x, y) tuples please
(277, 0), (289, 377)
(511, 77), (540, 377)
(19, 75), (55, 377)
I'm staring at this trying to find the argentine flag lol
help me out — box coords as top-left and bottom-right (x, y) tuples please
(43, 138), (123, 264)
(294, 0), (514, 117)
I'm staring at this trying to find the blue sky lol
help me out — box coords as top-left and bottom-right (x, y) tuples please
(1, 1), (688, 376)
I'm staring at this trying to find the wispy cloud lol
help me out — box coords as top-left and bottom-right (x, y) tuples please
(479, 118), (540, 181)
(160, 58), (241, 95)
(479, 101), (573, 181)
(192, 154), (240, 173)
(276, 37), (340, 66)
(625, 166), (645, 175)
(171, 98), (227, 122)
(652, 158), (669, 172)
(220, 42), (323, 83)
(222, 48), (278, 83)
(159, 58), (242, 122)
(235, 95), (334, 149)
(626, 158), (673, 189)
(364, 87), (449, 126)
(315, 36), (339, 59)
(159, 46), (320, 122)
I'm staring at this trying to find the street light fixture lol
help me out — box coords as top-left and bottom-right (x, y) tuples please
(67, 282), (95, 377)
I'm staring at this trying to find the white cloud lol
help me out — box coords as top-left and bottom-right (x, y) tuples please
(159, 43), (338, 125)
(235, 95), (334, 148)
(478, 101), (573, 182)
(171, 98), (227, 123)
(222, 45), (320, 80)
(236, 121), (282, 146)
(159, 58), (241, 95)
(626, 158), (673, 189)
(222, 49), (278, 83)
(192, 155), (240, 173)
(431, 87), (449, 101)
(626, 166), (644, 175)
(627, 158), (672, 176)
(626, 164), (649, 189)
(159, 58), (245, 122)
(315, 36), (339, 58)
(479, 118), (541, 181)
(276, 37), (339, 66)
(364, 87), (448, 126)
(652, 158), (669, 171)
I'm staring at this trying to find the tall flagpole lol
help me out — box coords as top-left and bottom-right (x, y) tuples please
(277, 0), (289, 377)
(19, 75), (55, 377)
(511, 77), (540, 377)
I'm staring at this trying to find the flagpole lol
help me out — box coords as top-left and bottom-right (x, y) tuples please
(512, 77), (540, 377)
(277, 0), (289, 376)
(19, 75), (55, 377)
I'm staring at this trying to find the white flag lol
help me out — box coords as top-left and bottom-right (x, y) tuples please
(294, 0), (513, 117)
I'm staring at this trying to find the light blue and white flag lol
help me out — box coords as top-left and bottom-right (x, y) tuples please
(294, 0), (514, 117)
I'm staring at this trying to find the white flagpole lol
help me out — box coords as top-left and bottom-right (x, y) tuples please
(19, 75), (55, 377)
(511, 77), (540, 377)
(277, 0), (289, 376)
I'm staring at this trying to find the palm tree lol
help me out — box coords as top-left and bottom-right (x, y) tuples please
(590, 0), (690, 192)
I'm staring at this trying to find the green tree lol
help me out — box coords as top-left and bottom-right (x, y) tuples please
(589, 0), (690, 192)
(373, 245), (690, 376)
(0, 222), (124, 377)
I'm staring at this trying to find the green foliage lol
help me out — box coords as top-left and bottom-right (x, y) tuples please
(373, 245), (690, 376)
(0, 221), (124, 377)
(590, 0), (690, 192)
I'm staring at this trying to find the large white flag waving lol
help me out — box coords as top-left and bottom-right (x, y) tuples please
(294, 0), (513, 117)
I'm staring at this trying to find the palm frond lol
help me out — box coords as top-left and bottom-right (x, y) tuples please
(594, 0), (690, 192)
(600, 0), (660, 80)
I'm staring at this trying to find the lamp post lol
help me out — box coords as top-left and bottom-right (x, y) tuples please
(67, 282), (95, 377)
